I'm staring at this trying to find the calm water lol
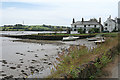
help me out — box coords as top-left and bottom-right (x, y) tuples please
(0, 31), (96, 78)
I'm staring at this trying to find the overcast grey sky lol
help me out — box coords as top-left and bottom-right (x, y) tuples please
(0, 0), (119, 26)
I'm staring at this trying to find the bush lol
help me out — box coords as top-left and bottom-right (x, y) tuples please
(89, 28), (100, 33)
(78, 28), (84, 34)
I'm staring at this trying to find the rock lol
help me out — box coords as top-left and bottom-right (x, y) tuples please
(21, 61), (24, 63)
(35, 54), (38, 57)
(1, 73), (6, 76)
(27, 50), (30, 52)
(48, 63), (52, 65)
(10, 67), (16, 69)
(2, 64), (5, 66)
(16, 52), (20, 54)
(35, 69), (39, 72)
(22, 73), (28, 76)
(20, 53), (23, 55)
(31, 62), (34, 63)
(17, 64), (22, 68)
(40, 69), (43, 71)
(42, 58), (47, 61)
(0, 71), (4, 73)
(9, 63), (13, 64)
(2, 60), (7, 64)
(40, 66), (44, 71)
(4, 75), (13, 79)
(31, 60), (37, 63)
(25, 68), (28, 70)
(9, 75), (14, 78)
(27, 50), (34, 52)
(29, 66), (35, 69)
(45, 54), (48, 56)
(36, 65), (40, 66)
(35, 55), (38, 57)
(43, 62), (48, 64)
(21, 70), (24, 72)
(32, 60), (36, 62)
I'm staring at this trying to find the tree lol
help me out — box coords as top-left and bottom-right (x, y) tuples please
(53, 28), (59, 35)
(78, 28), (84, 34)
(89, 28), (100, 33)
(57, 28), (63, 33)
(66, 28), (71, 34)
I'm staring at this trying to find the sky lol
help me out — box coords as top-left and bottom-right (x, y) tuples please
(0, 0), (119, 26)
(118, 1), (120, 18)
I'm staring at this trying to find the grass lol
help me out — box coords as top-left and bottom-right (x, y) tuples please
(32, 33), (97, 36)
(47, 34), (118, 78)
(32, 32), (118, 37)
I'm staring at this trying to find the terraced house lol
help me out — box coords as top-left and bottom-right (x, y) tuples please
(71, 18), (103, 33)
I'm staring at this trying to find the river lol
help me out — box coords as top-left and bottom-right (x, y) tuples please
(0, 31), (96, 78)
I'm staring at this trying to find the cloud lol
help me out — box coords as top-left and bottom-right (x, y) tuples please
(1, 0), (119, 3)
(1, 0), (119, 26)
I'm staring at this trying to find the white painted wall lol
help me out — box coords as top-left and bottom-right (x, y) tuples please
(71, 24), (101, 33)
(104, 18), (116, 32)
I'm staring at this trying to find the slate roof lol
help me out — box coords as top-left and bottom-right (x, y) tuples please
(72, 21), (100, 25)
(111, 19), (116, 23)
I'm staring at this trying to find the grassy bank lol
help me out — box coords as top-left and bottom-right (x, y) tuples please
(33, 32), (118, 37)
(3, 33), (96, 40)
(48, 33), (119, 79)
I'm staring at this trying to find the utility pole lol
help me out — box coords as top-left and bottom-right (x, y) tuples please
(23, 21), (24, 25)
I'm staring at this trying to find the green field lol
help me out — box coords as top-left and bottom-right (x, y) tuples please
(1, 24), (67, 31)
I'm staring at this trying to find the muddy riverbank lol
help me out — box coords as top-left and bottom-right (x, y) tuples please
(2, 33), (96, 40)
(0, 36), (96, 79)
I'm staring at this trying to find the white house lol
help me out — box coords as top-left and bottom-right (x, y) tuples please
(103, 16), (118, 32)
(71, 18), (103, 33)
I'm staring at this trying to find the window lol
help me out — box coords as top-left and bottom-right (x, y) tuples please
(94, 25), (96, 28)
(74, 29), (76, 31)
(74, 25), (76, 28)
(105, 23), (108, 26)
(84, 25), (86, 27)
(105, 28), (107, 30)
(88, 25), (90, 26)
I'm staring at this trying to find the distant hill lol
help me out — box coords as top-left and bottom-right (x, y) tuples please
(1, 24), (68, 31)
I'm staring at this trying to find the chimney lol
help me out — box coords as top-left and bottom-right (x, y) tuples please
(99, 17), (101, 24)
(82, 18), (84, 22)
(72, 18), (75, 23)
(109, 15), (111, 19)
(115, 17), (117, 22)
